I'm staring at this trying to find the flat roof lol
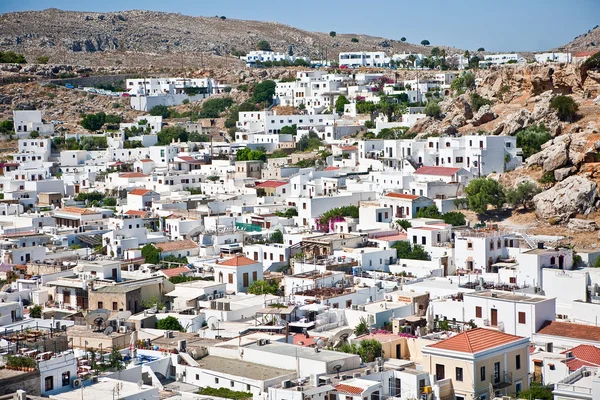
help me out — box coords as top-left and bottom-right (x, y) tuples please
(465, 291), (548, 303)
(245, 341), (358, 362)
(195, 355), (293, 380)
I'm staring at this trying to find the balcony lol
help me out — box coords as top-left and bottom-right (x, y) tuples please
(491, 371), (512, 389)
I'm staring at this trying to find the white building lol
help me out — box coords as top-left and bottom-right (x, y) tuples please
(12, 110), (54, 137)
(242, 51), (310, 67)
(213, 254), (264, 294)
(480, 53), (527, 66)
(534, 52), (572, 63)
(339, 52), (390, 68)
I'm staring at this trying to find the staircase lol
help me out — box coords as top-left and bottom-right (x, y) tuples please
(519, 232), (537, 249)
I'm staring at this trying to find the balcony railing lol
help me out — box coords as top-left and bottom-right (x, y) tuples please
(491, 371), (512, 389)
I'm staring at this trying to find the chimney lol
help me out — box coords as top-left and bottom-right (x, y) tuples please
(537, 242), (544, 250)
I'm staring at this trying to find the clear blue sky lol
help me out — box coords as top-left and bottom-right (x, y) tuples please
(1, 0), (598, 52)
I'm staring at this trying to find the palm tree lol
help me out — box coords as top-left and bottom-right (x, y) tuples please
(407, 54), (417, 69)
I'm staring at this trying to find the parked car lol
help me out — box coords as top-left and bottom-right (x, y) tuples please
(65, 83), (74, 89)
(121, 93), (131, 97)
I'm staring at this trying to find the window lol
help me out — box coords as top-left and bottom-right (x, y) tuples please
(456, 367), (463, 381)
(456, 157), (463, 163)
(62, 371), (70, 387)
(252, 271), (257, 281)
(98, 301), (103, 309)
(490, 241), (494, 250)
(346, 300), (352, 308)
(247, 384), (251, 391)
(467, 241), (473, 250)
(215, 378), (219, 384)
(475, 306), (482, 318)
(303, 203), (306, 209)
(518, 312), (526, 324)
(231, 381), (235, 388)
(228, 274), (233, 284)
(510, 277), (517, 284)
(435, 364), (445, 380)
(421, 237), (426, 245)
(112, 302), (118, 311)
(413, 235), (417, 244)
(515, 381), (522, 394)
(45, 376), (54, 392)
(516, 354), (521, 370)
(480, 366), (486, 381)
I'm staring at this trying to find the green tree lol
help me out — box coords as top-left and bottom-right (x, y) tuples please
(424, 101), (442, 118)
(464, 178), (506, 214)
(335, 95), (350, 114)
(149, 105), (171, 118)
(157, 316), (184, 332)
(251, 80), (277, 104)
(392, 241), (431, 261)
(329, 31), (337, 38)
(157, 126), (189, 145)
(270, 229), (284, 244)
(29, 131), (40, 139)
(0, 120), (14, 134)
(463, 72), (476, 89)
(400, 37), (406, 42)
(236, 147), (266, 162)
(505, 182), (541, 210)
(30, 305), (42, 318)
(421, 40), (430, 46)
(516, 124), (551, 159)
(583, 51), (600, 70)
(199, 97), (234, 118)
(0, 51), (26, 63)
(517, 383), (552, 400)
(470, 93), (492, 112)
(80, 112), (106, 131)
(396, 219), (412, 231)
(248, 280), (279, 295)
(256, 40), (272, 51)
(430, 47), (441, 57)
(550, 95), (579, 122)
(356, 339), (383, 362)
(351, 38), (359, 43)
(141, 243), (160, 264)
(442, 212), (466, 226)
(354, 317), (369, 336)
(280, 125), (297, 135)
(477, 47), (485, 52)
(36, 56), (49, 64)
(141, 296), (165, 310)
(108, 346), (124, 371)
(416, 205), (442, 219)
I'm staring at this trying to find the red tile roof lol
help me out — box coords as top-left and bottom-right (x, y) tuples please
(129, 188), (152, 196)
(385, 193), (419, 200)
(325, 166), (340, 171)
(58, 207), (99, 215)
(414, 166), (461, 176)
(119, 172), (148, 178)
(537, 320), (600, 342)
(255, 181), (288, 189)
(426, 328), (525, 354)
(335, 384), (364, 395)
(178, 156), (195, 161)
(160, 266), (191, 278)
(339, 146), (358, 151)
(125, 210), (148, 216)
(155, 240), (198, 252)
(558, 344), (600, 370)
(574, 51), (597, 57)
(139, 159), (154, 163)
(374, 233), (408, 241)
(218, 254), (259, 267)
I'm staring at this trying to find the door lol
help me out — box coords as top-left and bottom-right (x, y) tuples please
(63, 290), (71, 306)
(494, 361), (500, 383)
(533, 361), (543, 383)
(396, 344), (401, 359)
(491, 308), (498, 326)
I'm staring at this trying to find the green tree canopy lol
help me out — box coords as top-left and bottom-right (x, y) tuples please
(421, 40), (430, 46)
(0, 51), (26, 64)
(550, 95), (579, 122)
(199, 97), (234, 118)
(141, 243), (160, 264)
(329, 31), (337, 38)
(251, 80), (277, 104)
(424, 101), (442, 118)
(270, 229), (284, 244)
(248, 280), (279, 295)
(335, 95), (350, 114)
(465, 178), (506, 214)
(392, 241), (431, 261)
(516, 124), (551, 159)
(157, 126), (188, 145)
(157, 316), (184, 332)
(149, 105), (171, 118)
(256, 40), (272, 51)
(396, 219), (412, 231)
(236, 147), (266, 162)
(505, 181), (541, 210)
(477, 47), (485, 52)
(400, 37), (406, 42)
(30, 305), (42, 318)
(280, 125), (297, 135)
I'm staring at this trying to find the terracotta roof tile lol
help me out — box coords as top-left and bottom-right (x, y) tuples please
(139, 159), (154, 163)
(218, 254), (259, 267)
(58, 207), (99, 215)
(129, 188), (152, 196)
(414, 166), (461, 176)
(561, 344), (600, 370)
(160, 266), (191, 277)
(339, 146), (358, 151)
(325, 166), (340, 171)
(255, 181), (288, 189)
(119, 172), (148, 178)
(426, 328), (525, 354)
(384, 193), (419, 200)
(335, 384), (364, 395)
(155, 240), (198, 252)
(125, 210), (148, 216)
(537, 320), (600, 342)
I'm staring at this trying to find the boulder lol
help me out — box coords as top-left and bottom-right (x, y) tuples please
(554, 167), (575, 181)
(533, 175), (599, 223)
(567, 218), (599, 232)
(471, 105), (497, 127)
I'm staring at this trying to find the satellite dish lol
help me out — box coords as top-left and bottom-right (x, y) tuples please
(110, 311), (132, 322)
(104, 326), (114, 336)
(315, 339), (325, 348)
(137, 380), (143, 389)
(85, 309), (111, 331)
(329, 360), (346, 375)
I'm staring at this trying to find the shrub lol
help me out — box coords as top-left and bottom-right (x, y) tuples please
(157, 316), (184, 331)
(36, 56), (49, 64)
(424, 101), (442, 118)
(465, 178), (506, 214)
(505, 182), (541, 210)
(330, 31), (337, 38)
(248, 280), (279, 295)
(516, 124), (551, 159)
(251, 80), (276, 104)
(364, 120), (375, 129)
(256, 40), (271, 51)
(583, 51), (600, 70)
(550, 95), (579, 122)
(470, 93), (492, 112)
(149, 105), (171, 118)
(351, 38), (359, 43)
(181, 98), (190, 105)
(197, 387), (252, 400)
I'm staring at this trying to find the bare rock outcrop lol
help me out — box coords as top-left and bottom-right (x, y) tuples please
(470, 105), (497, 127)
(533, 175), (599, 223)
(567, 218), (599, 232)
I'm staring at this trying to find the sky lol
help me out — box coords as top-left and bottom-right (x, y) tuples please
(1, 0), (598, 52)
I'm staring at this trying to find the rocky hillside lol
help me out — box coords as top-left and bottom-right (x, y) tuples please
(557, 25), (600, 53)
(0, 9), (443, 67)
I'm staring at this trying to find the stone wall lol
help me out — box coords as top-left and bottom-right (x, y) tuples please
(0, 371), (40, 396)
